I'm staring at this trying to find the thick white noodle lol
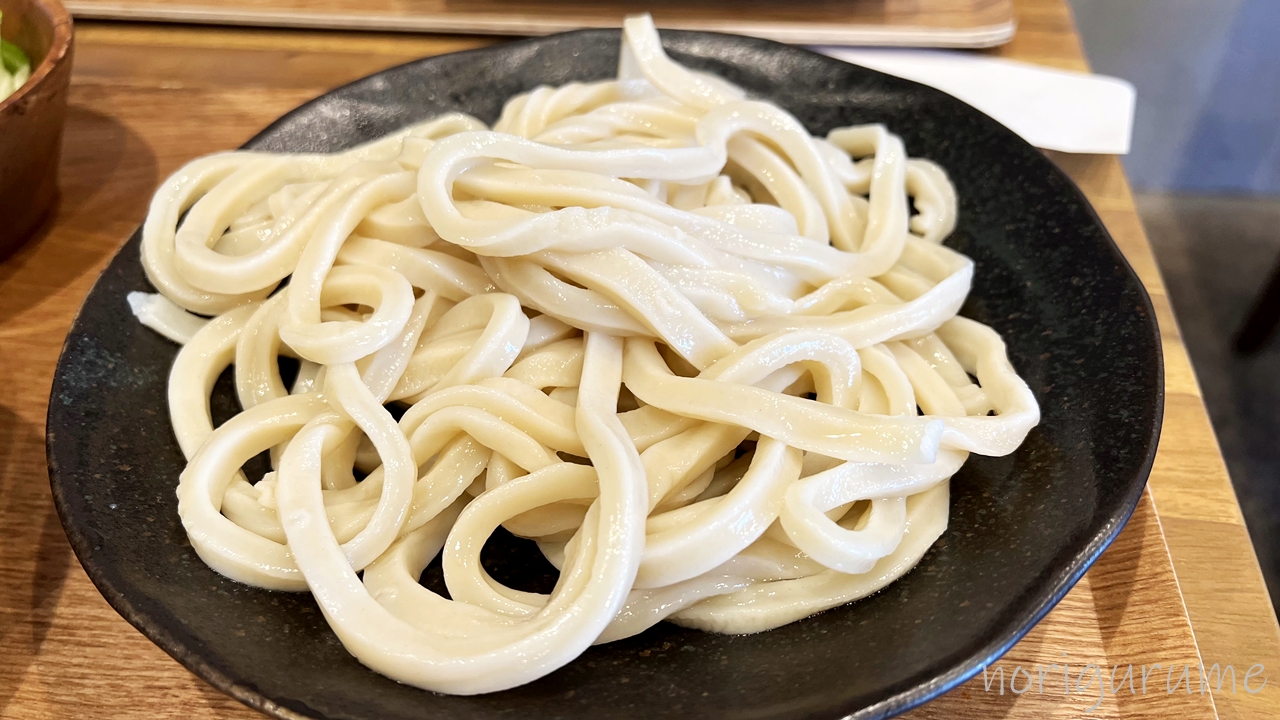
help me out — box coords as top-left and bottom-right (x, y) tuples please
(131, 14), (1039, 695)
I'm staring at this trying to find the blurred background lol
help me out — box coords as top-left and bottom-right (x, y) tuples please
(1070, 0), (1280, 611)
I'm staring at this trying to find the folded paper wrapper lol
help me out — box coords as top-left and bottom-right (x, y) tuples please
(813, 47), (1136, 155)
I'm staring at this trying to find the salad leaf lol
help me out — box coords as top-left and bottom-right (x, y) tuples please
(1, 11), (33, 101)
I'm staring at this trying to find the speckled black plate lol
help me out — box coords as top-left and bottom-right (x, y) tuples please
(47, 29), (1162, 720)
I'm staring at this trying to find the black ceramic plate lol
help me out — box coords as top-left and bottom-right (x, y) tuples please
(47, 29), (1162, 720)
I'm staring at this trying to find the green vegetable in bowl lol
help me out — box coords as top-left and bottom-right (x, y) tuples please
(0, 11), (33, 102)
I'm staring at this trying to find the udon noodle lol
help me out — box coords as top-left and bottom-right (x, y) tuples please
(129, 15), (1039, 695)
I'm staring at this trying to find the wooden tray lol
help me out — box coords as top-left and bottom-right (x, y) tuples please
(62, 0), (1017, 47)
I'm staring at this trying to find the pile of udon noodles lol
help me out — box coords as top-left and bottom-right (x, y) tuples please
(130, 14), (1039, 695)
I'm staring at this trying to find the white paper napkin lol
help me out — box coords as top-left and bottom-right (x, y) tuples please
(811, 47), (1136, 155)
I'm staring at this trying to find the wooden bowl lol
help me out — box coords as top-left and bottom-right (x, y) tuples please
(0, 0), (72, 258)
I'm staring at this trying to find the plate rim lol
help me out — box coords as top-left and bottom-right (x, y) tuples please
(47, 27), (1164, 720)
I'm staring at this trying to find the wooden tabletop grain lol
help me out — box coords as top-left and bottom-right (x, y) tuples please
(1, 1), (1278, 718)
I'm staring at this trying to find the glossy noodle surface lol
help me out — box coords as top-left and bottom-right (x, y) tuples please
(130, 15), (1039, 695)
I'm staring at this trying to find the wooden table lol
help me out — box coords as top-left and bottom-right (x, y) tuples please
(1, 1), (1277, 718)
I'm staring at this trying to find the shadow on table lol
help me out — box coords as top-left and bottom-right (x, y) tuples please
(1092, 501), (1148, 718)
(0, 103), (157, 319)
(0, 404), (72, 713)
